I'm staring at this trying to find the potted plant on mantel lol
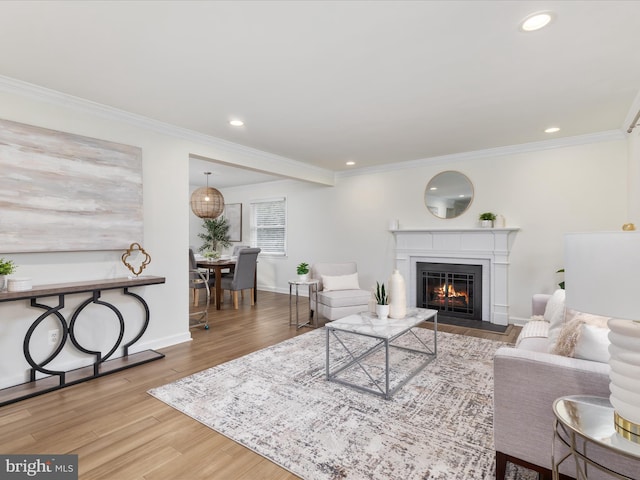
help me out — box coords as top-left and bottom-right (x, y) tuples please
(374, 281), (389, 320)
(0, 257), (17, 291)
(479, 212), (496, 228)
(296, 262), (310, 282)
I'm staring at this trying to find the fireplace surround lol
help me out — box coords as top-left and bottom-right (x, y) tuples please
(392, 227), (519, 325)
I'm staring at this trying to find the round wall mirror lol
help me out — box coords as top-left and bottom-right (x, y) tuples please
(424, 171), (474, 219)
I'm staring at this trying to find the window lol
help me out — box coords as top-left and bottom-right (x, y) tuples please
(250, 197), (287, 256)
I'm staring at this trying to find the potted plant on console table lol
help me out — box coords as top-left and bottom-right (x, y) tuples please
(0, 257), (17, 292)
(375, 281), (389, 320)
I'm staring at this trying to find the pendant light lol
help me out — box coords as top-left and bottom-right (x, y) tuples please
(190, 172), (225, 219)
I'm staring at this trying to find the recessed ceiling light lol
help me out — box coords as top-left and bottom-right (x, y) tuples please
(229, 119), (244, 127)
(545, 127), (560, 133)
(429, 187), (438, 191)
(520, 11), (555, 32)
(346, 161), (355, 166)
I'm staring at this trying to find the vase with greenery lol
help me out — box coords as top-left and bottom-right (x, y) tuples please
(374, 281), (390, 320)
(0, 257), (17, 291)
(479, 212), (496, 228)
(296, 262), (310, 282)
(198, 216), (232, 254)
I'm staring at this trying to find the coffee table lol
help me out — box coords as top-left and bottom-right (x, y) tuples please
(325, 308), (437, 399)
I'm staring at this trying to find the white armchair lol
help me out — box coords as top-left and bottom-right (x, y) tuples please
(310, 262), (371, 322)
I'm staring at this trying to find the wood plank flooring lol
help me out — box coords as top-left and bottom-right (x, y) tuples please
(0, 291), (521, 479)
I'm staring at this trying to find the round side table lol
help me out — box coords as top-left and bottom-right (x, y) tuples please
(552, 395), (640, 479)
(288, 279), (319, 329)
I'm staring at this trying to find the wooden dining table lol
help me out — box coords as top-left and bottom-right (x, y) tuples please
(196, 259), (257, 310)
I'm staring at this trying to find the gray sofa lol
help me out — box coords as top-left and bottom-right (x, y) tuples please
(493, 293), (638, 479)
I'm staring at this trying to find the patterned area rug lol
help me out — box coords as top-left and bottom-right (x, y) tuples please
(149, 328), (536, 480)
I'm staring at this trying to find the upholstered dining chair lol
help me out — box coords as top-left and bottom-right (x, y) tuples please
(220, 247), (260, 309)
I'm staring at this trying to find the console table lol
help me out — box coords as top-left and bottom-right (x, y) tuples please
(0, 276), (166, 406)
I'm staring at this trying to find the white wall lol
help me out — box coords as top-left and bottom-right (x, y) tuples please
(220, 138), (629, 324)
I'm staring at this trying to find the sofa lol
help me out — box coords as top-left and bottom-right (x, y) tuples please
(310, 262), (371, 322)
(493, 290), (638, 479)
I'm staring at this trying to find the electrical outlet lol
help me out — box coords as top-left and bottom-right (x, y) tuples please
(48, 329), (59, 346)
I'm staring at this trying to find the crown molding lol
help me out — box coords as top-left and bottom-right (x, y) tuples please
(623, 88), (640, 134)
(336, 129), (625, 178)
(0, 75), (335, 185)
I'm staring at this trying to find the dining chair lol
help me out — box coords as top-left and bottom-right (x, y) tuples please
(220, 247), (260, 309)
(189, 248), (215, 307)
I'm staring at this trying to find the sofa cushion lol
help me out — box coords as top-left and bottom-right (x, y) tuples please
(317, 289), (371, 308)
(552, 311), (610, 363)
(545, 289), (567, 352)
(321, 272), (360, 291)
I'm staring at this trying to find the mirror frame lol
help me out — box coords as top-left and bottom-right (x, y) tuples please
(424, 171), (474, 219)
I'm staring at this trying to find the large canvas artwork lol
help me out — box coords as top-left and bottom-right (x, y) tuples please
(0, 119), (143, 252)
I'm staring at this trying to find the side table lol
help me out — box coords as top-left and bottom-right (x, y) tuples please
(288, 279), (319, 329)
(552, 395), (640, 479)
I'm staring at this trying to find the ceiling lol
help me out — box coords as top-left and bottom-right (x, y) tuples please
(1, 1), (639, 185)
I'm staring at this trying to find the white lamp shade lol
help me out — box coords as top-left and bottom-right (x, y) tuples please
(565, 232), (640, 437)
(564, 232), (640, 319)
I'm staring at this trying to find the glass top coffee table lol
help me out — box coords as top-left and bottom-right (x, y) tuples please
(325, 308), (437, 400)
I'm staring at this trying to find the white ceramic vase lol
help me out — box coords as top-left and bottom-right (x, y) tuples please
(297, 273), (309, 282)
(481, 220), (493, 228)
(388, 269), (407, 319)
(375, 304), (390, 320)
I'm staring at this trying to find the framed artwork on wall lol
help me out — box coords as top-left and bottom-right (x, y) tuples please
(224, 203), (242, 242)
(0, 118), (143, 253)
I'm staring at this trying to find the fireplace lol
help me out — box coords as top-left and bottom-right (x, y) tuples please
(392, 227), (519, 325)
(417, 262), (483, 320)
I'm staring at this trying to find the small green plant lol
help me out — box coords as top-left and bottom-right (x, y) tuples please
(374, 282), (388, 305)
(0, 258), (17, 276)
(296, 262), (310, 275)
(479, 212), (497, 221)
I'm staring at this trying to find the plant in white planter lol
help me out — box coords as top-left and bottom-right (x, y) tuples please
(374, 281), (390, 320)
(296, 262), (310, 282)
(479, 212), (496, 228)
(0, 257), (17, 291)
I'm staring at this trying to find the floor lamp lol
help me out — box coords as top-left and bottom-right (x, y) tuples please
(565, 231), (640, 444)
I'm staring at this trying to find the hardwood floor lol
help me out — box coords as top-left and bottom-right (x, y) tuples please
(0, 291), (521, 479)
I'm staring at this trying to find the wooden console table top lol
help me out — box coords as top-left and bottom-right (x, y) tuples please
(0, 275), (166, 303)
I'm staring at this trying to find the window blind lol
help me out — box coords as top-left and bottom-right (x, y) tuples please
(250, 198), (286, 256)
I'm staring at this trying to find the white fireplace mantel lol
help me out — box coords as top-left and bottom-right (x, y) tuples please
(391, 227), (520, 326)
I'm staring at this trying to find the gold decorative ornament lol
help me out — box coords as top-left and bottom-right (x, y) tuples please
(122, 243), (151, 277)
(622, 223), (636, 231)
(190, 171), (225, 219)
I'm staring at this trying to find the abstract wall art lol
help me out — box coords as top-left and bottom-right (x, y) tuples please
(0, 119), (143, 252)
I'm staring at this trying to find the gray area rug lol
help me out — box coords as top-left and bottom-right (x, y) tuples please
(149, 328), (535, 480)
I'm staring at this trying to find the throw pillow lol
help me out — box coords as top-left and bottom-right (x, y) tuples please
(545, 289), (567, 352)
(552, 311), (610, 363)
(322, 273), (360, 291)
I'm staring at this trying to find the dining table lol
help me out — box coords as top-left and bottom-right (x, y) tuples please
(196, 258), (257, 310)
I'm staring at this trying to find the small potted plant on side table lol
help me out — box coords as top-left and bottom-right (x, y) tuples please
(375, 281), (389, 320)
(479, 212), (496, 228)
(0, 257), (17, 291)
(296, 262), (310, 282)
